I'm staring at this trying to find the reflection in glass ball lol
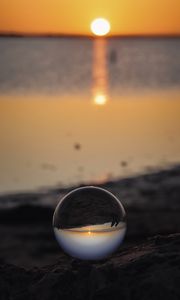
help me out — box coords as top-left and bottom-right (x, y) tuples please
(53, 186), (126, 260)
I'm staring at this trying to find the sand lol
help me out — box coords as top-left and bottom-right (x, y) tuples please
(0, 234), (180, 300)
(0, 165), (180, 299)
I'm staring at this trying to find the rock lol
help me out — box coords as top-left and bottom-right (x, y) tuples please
(1, 234), (180, 300)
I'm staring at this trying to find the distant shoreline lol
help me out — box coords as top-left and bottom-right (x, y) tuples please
(0, 32), (180, 39)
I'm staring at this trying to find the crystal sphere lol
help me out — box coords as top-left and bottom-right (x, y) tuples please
(53, 186), (126, 260)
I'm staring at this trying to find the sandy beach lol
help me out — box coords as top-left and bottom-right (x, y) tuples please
(0, 165), (180, 299)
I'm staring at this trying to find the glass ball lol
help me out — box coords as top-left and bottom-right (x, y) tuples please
(53, 186), (126, 260)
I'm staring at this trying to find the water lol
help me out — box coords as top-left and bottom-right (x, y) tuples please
(0, 38), (92, 96)
(0, 37), (180, 95)
(0, 37), (180, 193)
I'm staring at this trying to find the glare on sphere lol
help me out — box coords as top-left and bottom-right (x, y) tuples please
(53, 186), (126, 260)
(91, 18), (111, 36)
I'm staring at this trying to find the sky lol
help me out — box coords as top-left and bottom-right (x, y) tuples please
(0, 0), (180, 36)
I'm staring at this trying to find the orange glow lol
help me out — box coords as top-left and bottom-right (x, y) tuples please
(92, 39), (108, 105)
(0, 92), (180, 193)
(0, 0), (180, 35)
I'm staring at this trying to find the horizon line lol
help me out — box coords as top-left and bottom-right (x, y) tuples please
(0, 31), (180, 39)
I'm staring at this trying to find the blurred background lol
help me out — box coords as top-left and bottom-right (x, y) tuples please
(0, 37), (180, 193)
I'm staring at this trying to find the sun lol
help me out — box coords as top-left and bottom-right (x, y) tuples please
(91, 18), (111, 36)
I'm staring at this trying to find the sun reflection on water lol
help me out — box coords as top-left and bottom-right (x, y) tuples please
(94, 94), (107, 105)
(92, 38), (108, 106)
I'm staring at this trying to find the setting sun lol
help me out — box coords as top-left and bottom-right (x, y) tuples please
(91, 18), (111, 36)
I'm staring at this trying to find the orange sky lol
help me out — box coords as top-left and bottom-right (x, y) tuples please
(0, 0), (180, 35)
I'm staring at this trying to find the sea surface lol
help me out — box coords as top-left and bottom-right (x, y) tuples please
(0, 37), (180, 95)
(0, 37), (180, 193)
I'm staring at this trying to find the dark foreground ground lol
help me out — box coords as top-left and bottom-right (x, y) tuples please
(1, 234), (180, 300)
(0, 165), (180, 299)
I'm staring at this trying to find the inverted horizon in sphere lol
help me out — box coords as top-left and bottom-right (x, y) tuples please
(91, 18), (111, 36)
